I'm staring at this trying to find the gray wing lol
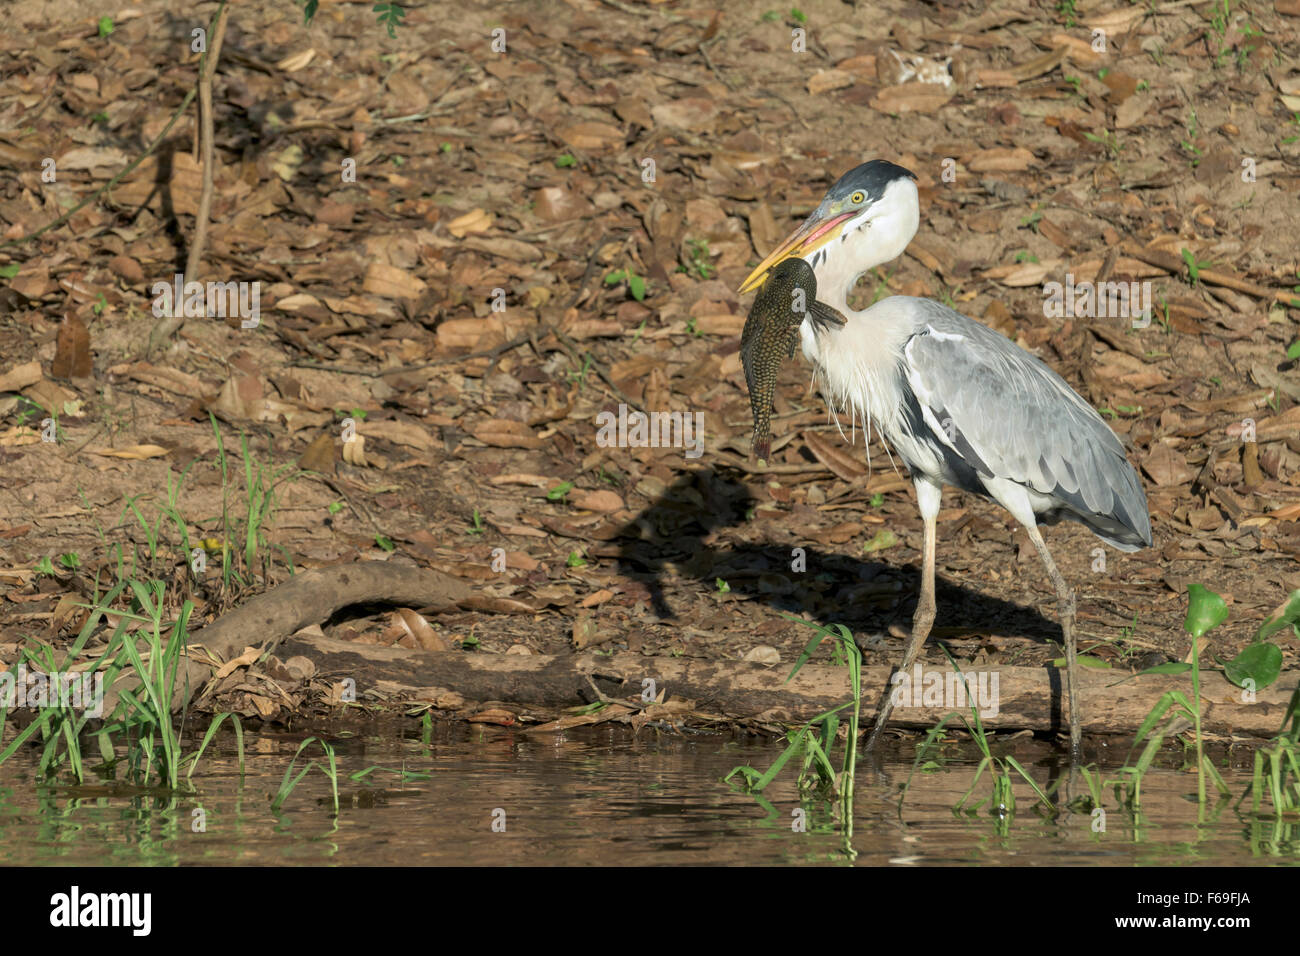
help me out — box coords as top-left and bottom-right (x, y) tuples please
(899, 299), (1152, 548)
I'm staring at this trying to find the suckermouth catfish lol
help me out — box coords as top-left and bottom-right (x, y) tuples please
(739, 257), (847, 465)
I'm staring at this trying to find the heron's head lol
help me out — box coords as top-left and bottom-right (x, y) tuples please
(738, 160), (919, 295)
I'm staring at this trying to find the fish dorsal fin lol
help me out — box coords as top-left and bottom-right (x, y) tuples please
(808, 301), (848, 334)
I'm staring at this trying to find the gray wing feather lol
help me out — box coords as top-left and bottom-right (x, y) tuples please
(900, 299), (1151, 546)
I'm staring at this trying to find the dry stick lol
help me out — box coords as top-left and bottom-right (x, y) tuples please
(149, 2), (231, 356)
(1124, 245), (1287, 301)
(182, 0), (230, 287)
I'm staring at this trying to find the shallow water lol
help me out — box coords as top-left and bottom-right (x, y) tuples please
(0, 724), (1294, 865)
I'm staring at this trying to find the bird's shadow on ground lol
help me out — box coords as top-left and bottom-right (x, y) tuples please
(612, 466), (1061, 648)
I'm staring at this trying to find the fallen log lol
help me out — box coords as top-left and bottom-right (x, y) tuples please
(279, 633), (1296, 739)
(96, 561), (1295, 740)
(100, 563), (472, 714)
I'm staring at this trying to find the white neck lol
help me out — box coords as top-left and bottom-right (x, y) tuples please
(814, 177), (920, 319)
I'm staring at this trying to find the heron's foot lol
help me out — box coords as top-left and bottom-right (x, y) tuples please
(1059, 590), (1080, 757)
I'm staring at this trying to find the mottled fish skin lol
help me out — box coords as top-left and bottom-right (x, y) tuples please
(740, 258), (847, 465)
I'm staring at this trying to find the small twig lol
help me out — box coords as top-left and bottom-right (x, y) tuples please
(302, 472), (384, 535)
(760, 87), (811, 130)
(66, 424), (106, 458)
(712, 449), (833, 476)
(697, 35), (733, 90)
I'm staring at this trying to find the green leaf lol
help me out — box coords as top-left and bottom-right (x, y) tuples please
(1287, 340), (1300, 361)
(372, 2), (406, 38)
(374, 535), (395, 552)
(715, 577), (730, 593)
(1051, 655), (1112, 669)
(861, 529), (898, 553)
(546, 481), (573, 501)
(555, 153), (576, 168)
(97, 15), (114, 37)
(0, 263), (20, 279)
(1137, 661), (1193, 676)
(628, 274), (646, 301)
(1257, 588), (1300, 642)
(1183, 583), (1228, 639)
(1223, 643), (1283, 690)
(603, 270), (624, 286)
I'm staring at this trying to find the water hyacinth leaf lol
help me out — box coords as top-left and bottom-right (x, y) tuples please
(1223, 643), (1283, 690)
(1255, 588), (1300, 642)
(1183, 583), (1228, 639)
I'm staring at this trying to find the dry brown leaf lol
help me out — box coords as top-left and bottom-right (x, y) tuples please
(649, 99), (716, 130)
(472, 418), (544, 449)
(490, 474), (554, 487)
(533, 185), (592, 222)
(870, 82), (953, 114)
(580, 589), (614, 608)
(0, 426), (42, 447)
(213, 646), (261, 680)
(803, 431), (867, 481)
(447, 208), (493, 237)
(808, 69), (853, 95)
(1267, 503), (1300, 522)
(570, 489), (623, 512)
(275, 48), (316, 71)
(361, 419), (436, 451)
(58, 146), (130, 171)
(297, 431), (336, 474)
(90, 444), (170, 460)
(1142, 443), (1194, 487)
(107, 361), (205, 396)
(556, 121), (624, 149)
(571, 614), (602, 649)
(51, 315), (92, 379)
(0, 360), (43, 393)
(392, 608), (449, 651)
(342, 433), (368, 466)
(967, 147), (1035, 172)
(362, 261), (427, 300)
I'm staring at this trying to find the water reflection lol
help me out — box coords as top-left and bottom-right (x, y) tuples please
(0, 725), (1292, 865)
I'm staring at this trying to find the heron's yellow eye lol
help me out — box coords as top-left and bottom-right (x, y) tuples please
(850, 191), (866, 204)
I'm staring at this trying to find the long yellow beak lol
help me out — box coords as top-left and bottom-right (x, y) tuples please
(738, 207), (855, 294)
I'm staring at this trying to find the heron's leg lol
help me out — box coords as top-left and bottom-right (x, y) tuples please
(1025, 524), (1080, 756)
(866, 480), (939, 750)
